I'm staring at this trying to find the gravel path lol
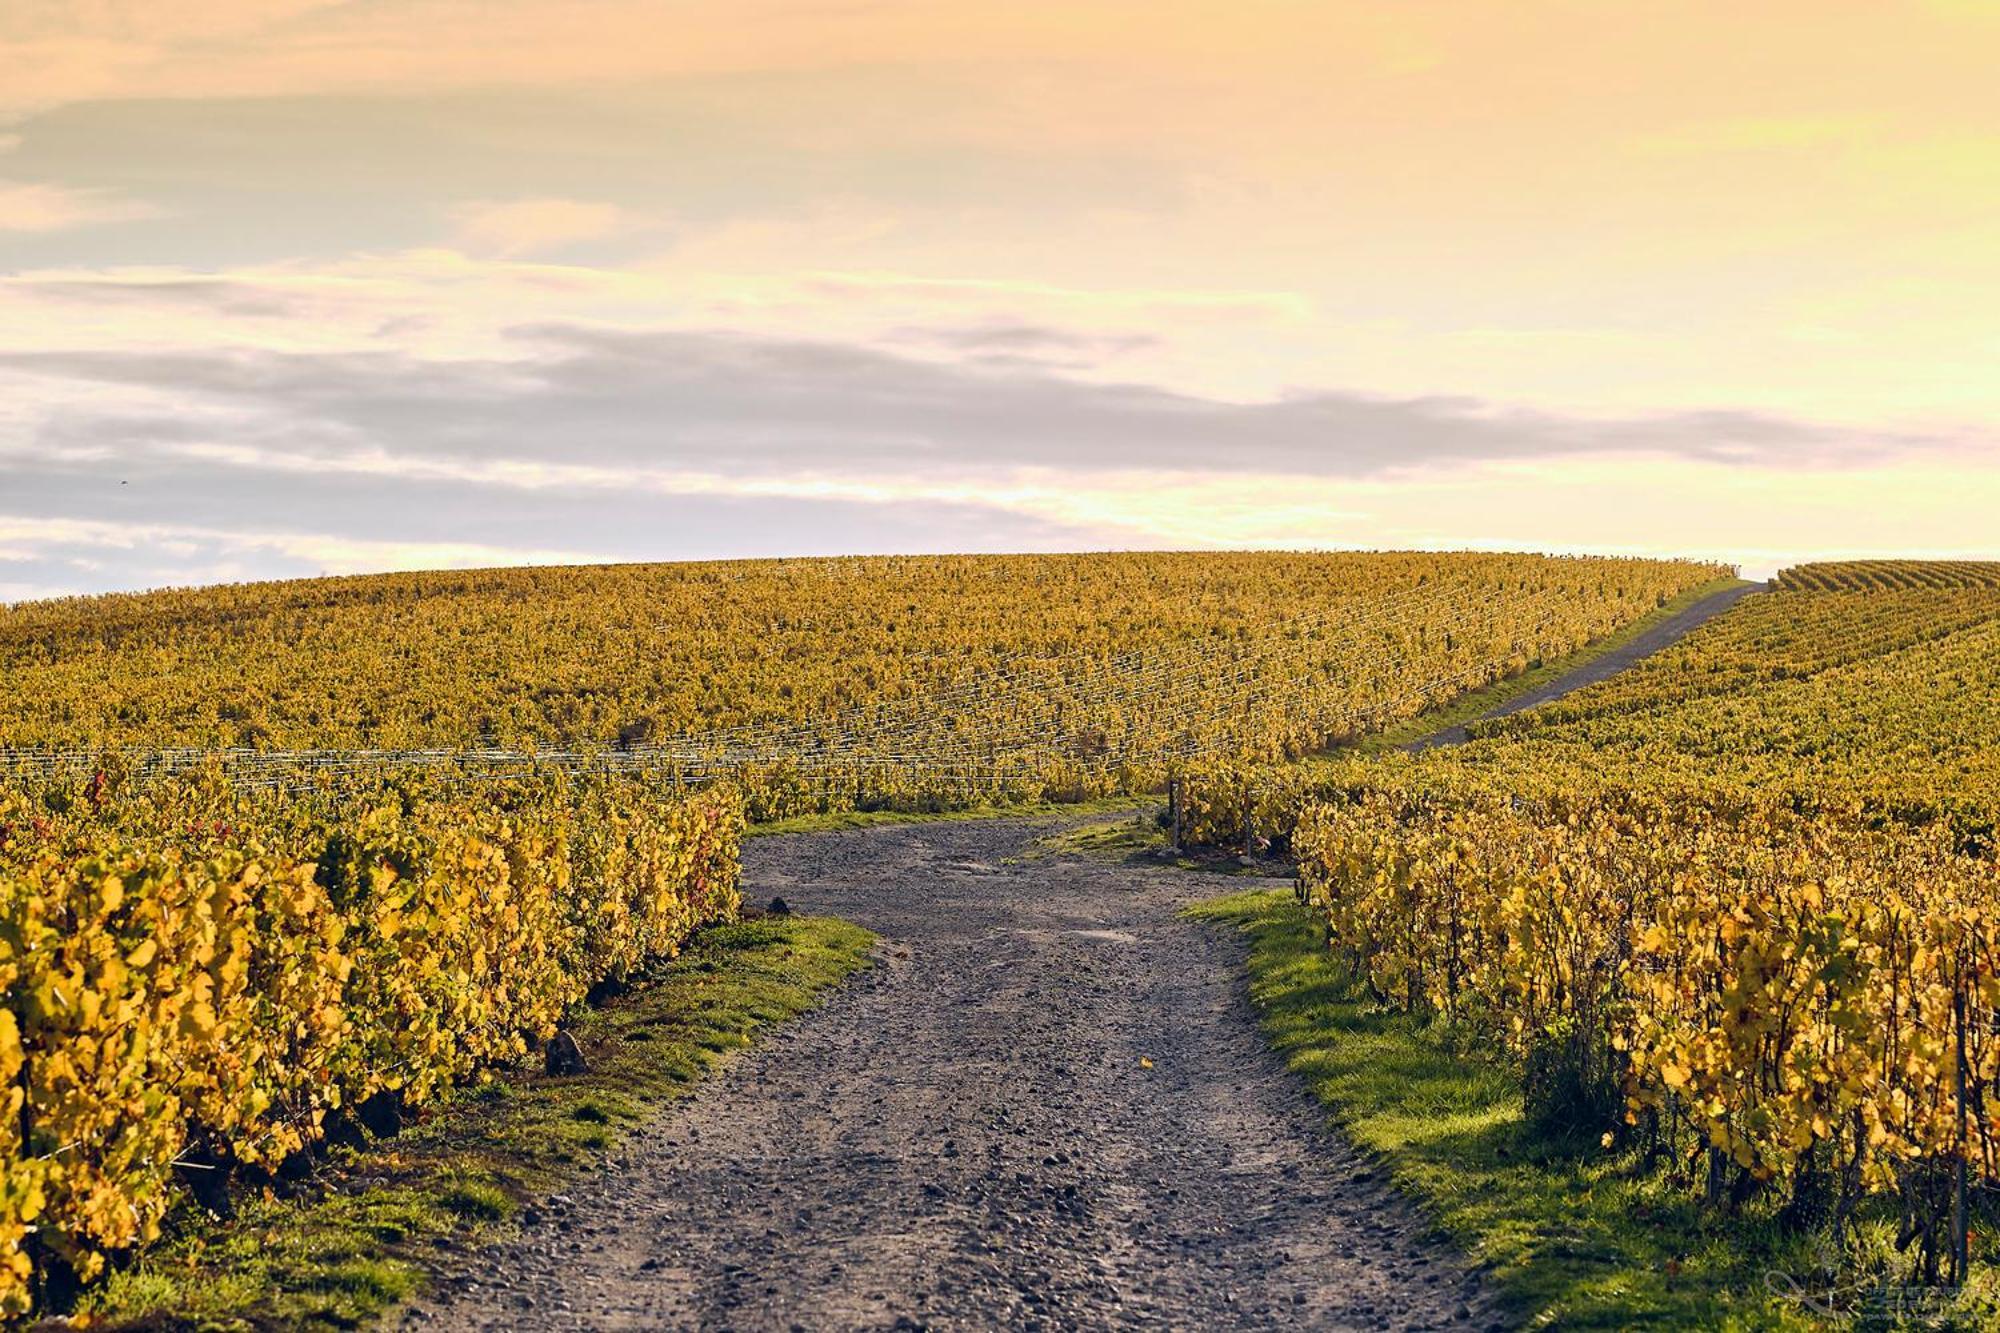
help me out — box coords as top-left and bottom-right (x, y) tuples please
(1407, 580), (1765, 750)
(402, 820), (1506, 1331)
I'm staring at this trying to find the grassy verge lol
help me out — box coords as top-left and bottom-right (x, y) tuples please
(1186, 889), (1911, 1330)
(1013, 810), (1167, 862)
(747, 793), (1157, 838)
(1354, 576), (1750, 753)
(1012, 810), (1293, 879)
(80, 915), (875, 1331)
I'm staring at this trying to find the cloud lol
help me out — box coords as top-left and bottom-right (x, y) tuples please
(0, 80), (1186, 271)
(0, 324), (1941, 491)
(886, 322), (1160, 364)
(801, 271), (1307, 321)
(0, 318), (1973, 598)
(0, 463), (1117, 602)
(0, 513), (601, 574)
(0, 512), (617, 604)
(14, 273), (314, 317)
(450, 197), (640, 258)
(0, 178), (156, 232)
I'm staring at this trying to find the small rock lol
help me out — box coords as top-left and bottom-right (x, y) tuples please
(546, 1029), (589, 1076)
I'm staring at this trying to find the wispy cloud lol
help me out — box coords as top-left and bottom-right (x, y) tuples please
(0, 179), (157, 232)
(0, 512), (616, 604)
(885, 322), (1160, 365)
(450, 197), (642, 258)
(0, 317), (1983, 598)
(0, 324), (1944, 487)
(0, 513), (603, 573)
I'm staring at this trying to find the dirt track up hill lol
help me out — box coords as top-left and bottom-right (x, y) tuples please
(404, 819), (1505, 1331)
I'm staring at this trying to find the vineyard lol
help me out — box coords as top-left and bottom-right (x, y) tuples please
(0, 552), (1720, 822)
(1774, 560), (2000, 592)
(0, 769), (739, 1315)
(1179, 564), (2000, 1300)
(20, 548), (2000, 1320)
(0, 550), (1726, 1319)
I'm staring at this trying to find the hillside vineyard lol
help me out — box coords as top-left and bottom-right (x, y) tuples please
(0, 552), (1720, 819)
(1182, 567), (2000, 1280)
(0, 550), (1724, 1313)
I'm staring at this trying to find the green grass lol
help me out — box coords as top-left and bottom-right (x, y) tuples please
(1184, 888), (2000, 1330)
(1354, 576), (1750, 754)
(1014, 810), (1292, 878)
(80, 915), (875, 1331)
(747, 792), (1157, 838)
(1012, 810), (1167, 861)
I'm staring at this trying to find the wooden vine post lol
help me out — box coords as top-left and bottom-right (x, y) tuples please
(1954, 981), (1970, 1286)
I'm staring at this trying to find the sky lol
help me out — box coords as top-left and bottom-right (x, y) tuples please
(3, 1), (1998, 601)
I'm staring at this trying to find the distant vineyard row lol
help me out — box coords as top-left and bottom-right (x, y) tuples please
(0, 552), (1727, 820)
(1775, 559), (2000, 592)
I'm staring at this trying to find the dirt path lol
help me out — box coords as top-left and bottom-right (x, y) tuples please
(402, 820), (1505, 1331)
(1407, 580), (1765, 750)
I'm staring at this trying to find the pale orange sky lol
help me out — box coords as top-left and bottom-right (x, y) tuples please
(2, 2), (1998, 596)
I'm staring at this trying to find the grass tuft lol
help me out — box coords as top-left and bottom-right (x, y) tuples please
(1013, 811), (1166, 862)
(436, 1180), (512, 1223)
